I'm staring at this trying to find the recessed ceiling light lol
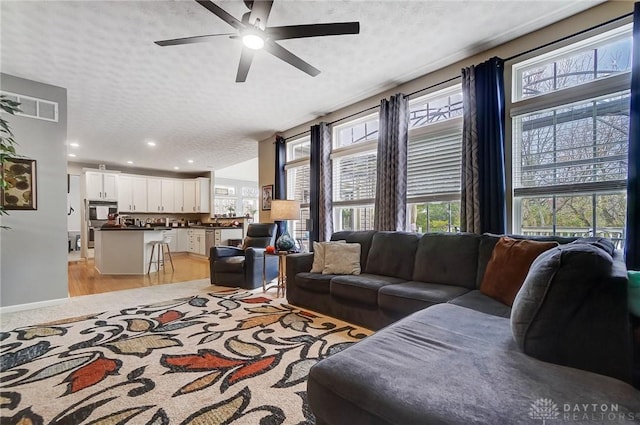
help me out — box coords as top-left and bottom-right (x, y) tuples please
(173, 166), (180, 170)
(69, 142), (80, 148)
(127, 161), (133, 164)
(68, 153), (76, 158)
(188, 159), (194, 164)
(147, 141), (156, 147)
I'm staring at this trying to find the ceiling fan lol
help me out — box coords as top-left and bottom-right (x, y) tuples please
(155, 0), (360, 82)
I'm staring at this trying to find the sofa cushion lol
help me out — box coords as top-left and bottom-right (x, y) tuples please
(323, 243), (361, 275)
(213, 256), (244, 273)
(511, 244), (632, 382)
(412, 233), (480, 289)
(476, 233), (576, 288)
(448, 289), (511, 318)
(378, 281), (469, 314)
(331, 230), (376, 271)
(480, 236), (557, 306)
(364, 232), (420, 280)
(310, 240), (345, 273)
(330, 274), (405, 306)
(308, 304), (640, 425)
(294, 272), (336, 294)
(570, 237), (616, 256)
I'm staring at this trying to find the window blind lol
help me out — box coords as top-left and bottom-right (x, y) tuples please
(333, 152), (377, 202)
(407, 130), (462, 200)
(286, 164), (310, 205)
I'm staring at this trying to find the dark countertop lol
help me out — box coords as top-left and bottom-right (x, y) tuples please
(188, 225), (244, 230)
(96, 226), (171, 231)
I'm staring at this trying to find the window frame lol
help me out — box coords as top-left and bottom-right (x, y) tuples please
(507, 21), (632, 242)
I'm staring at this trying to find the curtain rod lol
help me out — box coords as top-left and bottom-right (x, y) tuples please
(282, 9), (633, 143)
(504, 10), (633, 62)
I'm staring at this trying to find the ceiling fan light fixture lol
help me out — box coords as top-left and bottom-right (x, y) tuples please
(242, 33), (264, 50)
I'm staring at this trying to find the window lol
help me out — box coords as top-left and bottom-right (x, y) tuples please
(511, 24), (631, 246)
(285, 136), (311, 250)
(335, 115), (379, 148)
(331, 115), (379, 231)
(1, 91), (59, 122)
(409, 85), (463, 129)
(513, 25), (632, 100)
(214, 197), (237, 216)
(406, 85), (463, 233)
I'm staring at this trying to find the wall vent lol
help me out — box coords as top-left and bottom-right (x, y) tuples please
(1, 91), (59, 122)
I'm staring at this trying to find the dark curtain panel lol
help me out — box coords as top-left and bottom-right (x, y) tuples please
(274, 135), (286, 239)
(374, 93), (409, 231)
(309, 122), (333, 244)
(460, 57), (507, 234)
(626, 2), (640, 270)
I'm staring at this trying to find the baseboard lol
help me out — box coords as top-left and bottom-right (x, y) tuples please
(1, 297), (69, 314)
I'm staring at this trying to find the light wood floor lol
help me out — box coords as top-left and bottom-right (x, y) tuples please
(68, 253), (211, 297)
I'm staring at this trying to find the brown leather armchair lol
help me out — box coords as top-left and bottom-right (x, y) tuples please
(209, 223), (278, 289)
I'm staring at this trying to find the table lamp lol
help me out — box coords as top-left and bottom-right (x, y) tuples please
(271, 199), (300, 251)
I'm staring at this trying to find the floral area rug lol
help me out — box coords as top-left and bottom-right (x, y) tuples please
(0, 288), (371, 424)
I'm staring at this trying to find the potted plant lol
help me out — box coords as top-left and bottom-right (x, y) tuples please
(0, 95), (21, 228)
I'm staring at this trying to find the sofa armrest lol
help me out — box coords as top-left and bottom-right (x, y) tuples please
(211, 246), (244, 260)
(245, 247), (278, 287)
(286, 252), (314, 280)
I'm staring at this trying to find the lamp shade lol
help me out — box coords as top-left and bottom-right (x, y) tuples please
(271, 200), (300, 221)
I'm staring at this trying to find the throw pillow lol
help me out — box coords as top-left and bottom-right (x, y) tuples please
(322, 243), (361, 275)
(310, 240), (346, 273)
(480, 236), (558, 306)
(510, 244), (628, 381)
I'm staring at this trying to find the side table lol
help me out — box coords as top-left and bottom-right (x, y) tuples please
(263, 251), (289, 298)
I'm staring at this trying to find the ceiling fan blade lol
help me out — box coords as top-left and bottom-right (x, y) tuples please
(249, 0), (273, 29)
(155, 33), (235, 46)
(264, 40), (320, 77)
(266, 22), (360, 40)
(195, 0), (244, 31)
(236, 47), (255, 83)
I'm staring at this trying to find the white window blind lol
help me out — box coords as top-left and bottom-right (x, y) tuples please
(407, 129), (462, 201)
(333, 152), (377, 203)
(286, 164), (310, 205)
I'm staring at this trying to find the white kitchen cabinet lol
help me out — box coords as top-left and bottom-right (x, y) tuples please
(176, 228), (189, 252)
(183, 180), (197, 213)
(117, 175), (133, 212)
(174, 180), (184, 213)
(147, 178), (162, 212)
(118, 175), (147, 212)
(85, 171), (118, 201)
(188, 229), (206, 255)
(131, 177), (148, 212)
(195, 177), (210, 213)
(161, 179), (176, 213)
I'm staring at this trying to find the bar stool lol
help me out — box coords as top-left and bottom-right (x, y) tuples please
(147, 234), (175, 274)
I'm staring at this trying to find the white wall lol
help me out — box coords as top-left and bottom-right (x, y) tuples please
(0, 73), (68, 307)
(67, 175), (81, 232)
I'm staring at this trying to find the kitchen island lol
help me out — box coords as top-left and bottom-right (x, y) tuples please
(94, 227), (170, 275)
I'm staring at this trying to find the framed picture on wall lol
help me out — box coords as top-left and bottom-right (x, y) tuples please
(262, 184), (273, 211)
(1, 158), (37, 210)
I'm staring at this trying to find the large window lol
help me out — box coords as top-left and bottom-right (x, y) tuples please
(406, 85), (463, 233)
(285, 137), (311, 250)
(511, 24), (631, 246)
(332, 115), (379, 231)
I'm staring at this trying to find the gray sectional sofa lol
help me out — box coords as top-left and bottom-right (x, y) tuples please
(285, 231), (640, 425)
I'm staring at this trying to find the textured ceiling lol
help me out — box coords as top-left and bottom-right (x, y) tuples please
(1, 0), (601, 173)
